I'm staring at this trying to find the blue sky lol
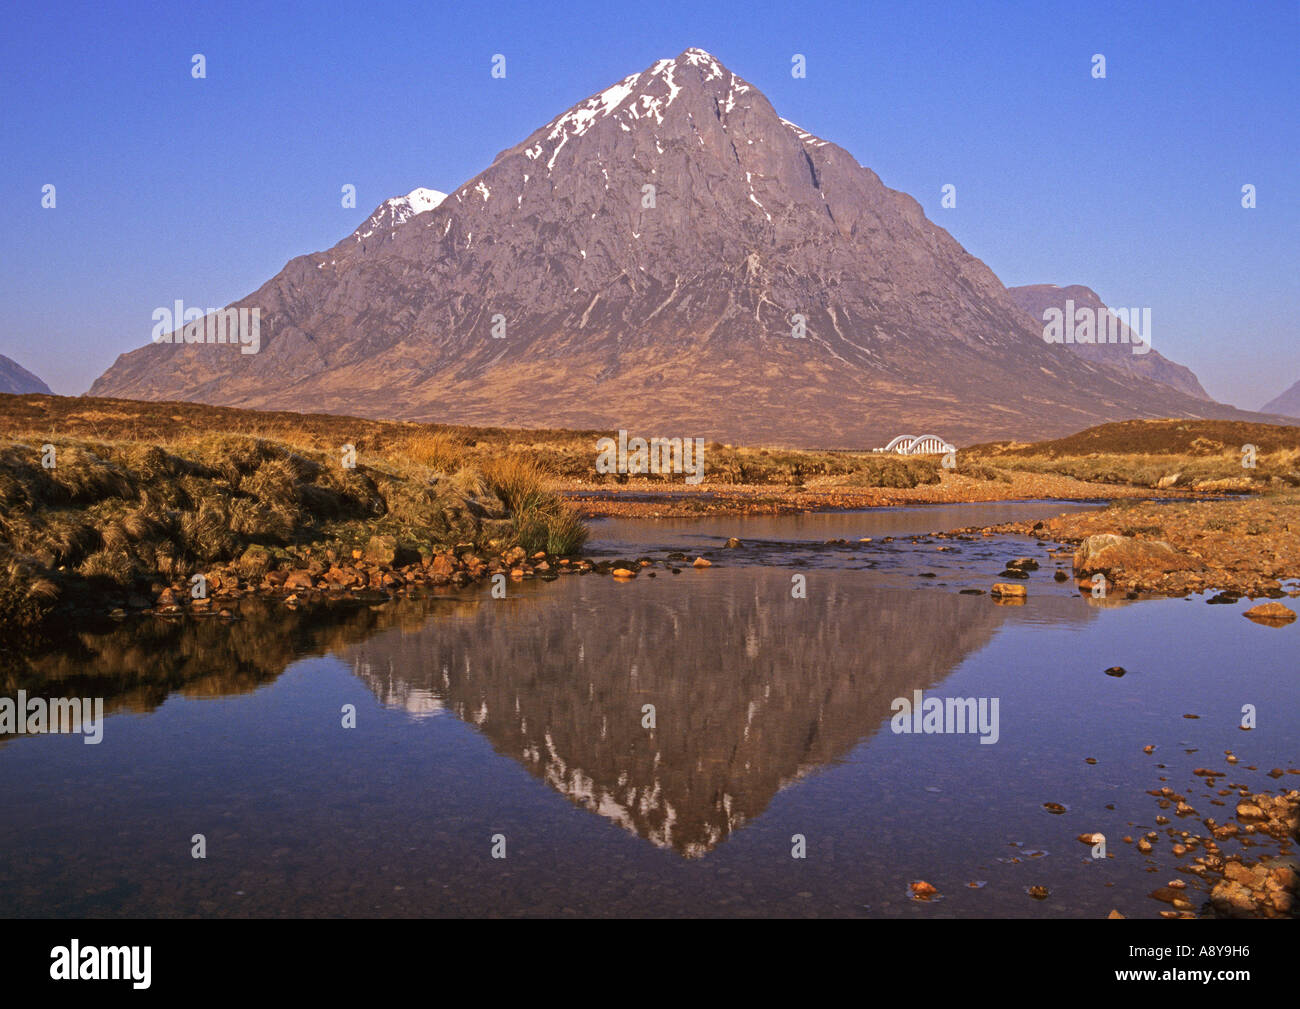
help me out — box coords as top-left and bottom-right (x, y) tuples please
(2, 0), (1295, 407)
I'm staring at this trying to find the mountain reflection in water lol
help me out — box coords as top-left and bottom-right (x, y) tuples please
(4, 569), (1095, 859)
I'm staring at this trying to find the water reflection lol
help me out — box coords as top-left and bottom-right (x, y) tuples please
(343, 575), (1096, 856)
(3, 572), (1096, 858)
(0, 596), (441, 740)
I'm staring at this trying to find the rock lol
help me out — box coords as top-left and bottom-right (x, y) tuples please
(1209, 880), (1257, 917)
(283, 570), (314, 590)
(238, 544), (273, 578)
(1027, 886), (1050, 900)
(991, 582), (1026, 598)
(1235, 801), (1266, 820)
(612, 567), (636, 578)
(1006, 557), (1039, 571)
(724, 537), (742, 548)
(1242, 602), (1296, 626)
(364, 535), (398, 565)
(1073, 534), (1199, 580)
(1107, 909), (1125, 919)
(1053, 569), (1068, 581)
(430, 553), (456, 580)
(909, 880), (938, 899)
(1104, 665), (1127, 677)
(692, 557), (711, 568)
(324, 565), (361, 588)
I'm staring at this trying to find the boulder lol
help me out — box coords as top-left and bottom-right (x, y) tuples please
(283, 570), (314, 590)
(429, 552), (456, 580)
(1073, 534), (1199, 579)
(237, 544), (273, 578)
(1242, 602), (1296, 626)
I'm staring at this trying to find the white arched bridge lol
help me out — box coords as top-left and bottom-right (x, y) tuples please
(878, 434), (957, 456)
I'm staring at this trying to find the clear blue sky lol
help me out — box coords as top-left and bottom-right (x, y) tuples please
(2, 0), (1295, 408)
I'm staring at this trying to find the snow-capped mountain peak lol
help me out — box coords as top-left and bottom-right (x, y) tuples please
(354, 187), (447, 242)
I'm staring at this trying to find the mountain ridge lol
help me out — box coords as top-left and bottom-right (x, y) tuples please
(0, 355), (52, 396)
(1261, 378), (1300, 418)
(1005, 284), (1211, 401)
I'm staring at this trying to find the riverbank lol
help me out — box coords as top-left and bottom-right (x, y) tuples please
(3, 394), (1297, 626)
(0, 427), (586, 633)
(947, 492), (1300, 598)
(564, 470), (1198, 517)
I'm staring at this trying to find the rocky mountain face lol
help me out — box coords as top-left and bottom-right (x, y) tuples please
(0, 355), (52, 395)
(89, 48), (1275, 447)
(1261, 379), (1300, 419)
(1005, 284), (1210, 401)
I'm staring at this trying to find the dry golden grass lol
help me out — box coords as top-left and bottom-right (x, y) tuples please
(0, 401), (591, 629)
(397, 430), (468, 474)
(480, 454), (587, 554)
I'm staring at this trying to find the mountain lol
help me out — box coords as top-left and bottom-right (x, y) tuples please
(1005, 284), (1210, 401)
(89, 48), (1279, 447)
(1261, 379), (1300, 418)
(0, 355), (52, 395)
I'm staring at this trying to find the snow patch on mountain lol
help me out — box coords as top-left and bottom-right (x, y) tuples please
(531, 48), (750, 170)
(354, 187), (447, 241)
(779, 117), (828, 147)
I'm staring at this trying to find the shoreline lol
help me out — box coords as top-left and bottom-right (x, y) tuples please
(14, 486), (1298, 628)
(563, 471), (1217, 518)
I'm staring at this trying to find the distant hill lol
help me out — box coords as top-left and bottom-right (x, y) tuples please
(1005, 284), (1210, 401)
(968, 418), (1300, 457)
(0, 355), (51, 395)
(1261, 379), (1300, 419)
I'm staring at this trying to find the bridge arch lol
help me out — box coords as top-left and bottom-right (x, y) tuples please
(878, 434), (956, 456)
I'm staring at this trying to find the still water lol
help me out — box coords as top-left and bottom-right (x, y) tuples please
(1, 503), (1295, 917)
